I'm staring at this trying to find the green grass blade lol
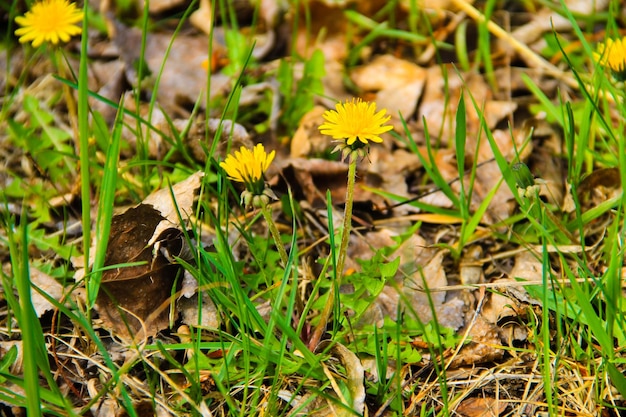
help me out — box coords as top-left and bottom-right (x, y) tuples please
(14, 218), (42, 417)
(87, 100), (123, 307)
(454, 92), (468, 220)
(78, 0), (92, 306)
(397, 115), (461, 208)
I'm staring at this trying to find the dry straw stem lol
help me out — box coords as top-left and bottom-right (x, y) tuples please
(451, 0), (577, 88)
(426, 277), (606, 293)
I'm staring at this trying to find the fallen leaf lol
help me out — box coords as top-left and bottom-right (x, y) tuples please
(183, 118), (253, 164)
(30, 268), (64, 317)
(179, 271), (220, 329)
(449, 315), (504, 367)
(95, 204), (182, 340)
(95, 172), (203, 340)
(482, 289), (523, 324)
(189, 0), (213, 35)
(273, 158), (349, 206)
(143, 171), (203, 242)
(562, 167), (621, 214)
(317, 341), (365, 416)
(351, 55), (427, 119)
(459, 246), (484, 285)
(455, 396), (507, 417)
(291, 1), (349, 61)
(290, 106), (333, 158)
(403, 251), (466, 329)
(418, 66), (516, 144)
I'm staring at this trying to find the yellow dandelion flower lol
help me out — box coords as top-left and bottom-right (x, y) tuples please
(15, 0), (83, 48)
(319, 98), (393, 146)
(220, 143), (276, 206)
(594, 37), (626, 80)
(221, 144), (275, 185)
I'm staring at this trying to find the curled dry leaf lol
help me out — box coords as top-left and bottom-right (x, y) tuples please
(506, 250), (545, 306)
(482, 289), (524, 324)
(143, 171), (203, 241)
(95, 204), (183, 340)
(562, 167), (621, 214)
(95, 172), (203, 340)
(316, 341), (365, 416)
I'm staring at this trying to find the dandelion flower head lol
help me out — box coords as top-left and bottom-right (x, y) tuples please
(15, 0), (83, 48)
(319, 98), (393, 146)
(220, 143), (275, 196)
(594, 37), (626, 80)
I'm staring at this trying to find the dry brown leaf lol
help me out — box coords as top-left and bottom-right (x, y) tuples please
(350, 55), (427, 119)
(459, 246), (484, 285)
(144, 33), (213, 112)
(189, 0), (213, 36)
(510, 250), (542, 284)
(179, 271), (220, 329)
(143, 171), (203, 242)
(290, 106), (333, 158)
(418, 66), (516, 144)
(481, 286), (529, 344)
(30, 267), (64, 317)
(274, 158), (348, 206)
(455, 396), (507, 417)
(95, 172), (203, 340)
(95, 204), (182, 340)
(562, 167), (621, 214)
(403, 251), (455, 325)
(449, 315), (503, 367)
(182, 117), (253, 164)
(291, 1), (349, 61)
(144, 0), (187, 14)
(505, 0), (609, 51)
(482, 290), (523, 324)
(110, 21), (222, 114)
(497, 251), (545, 308)
(88, 59), (127, 124)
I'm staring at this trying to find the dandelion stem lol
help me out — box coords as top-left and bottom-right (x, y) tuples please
(261, 203), (289, 266)
(336, 159), (356, 282)
(309, 158), (357, 351)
